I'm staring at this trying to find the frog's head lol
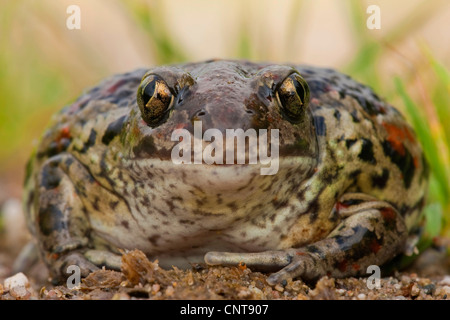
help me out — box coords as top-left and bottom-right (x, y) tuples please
(124, 60), (318, 206)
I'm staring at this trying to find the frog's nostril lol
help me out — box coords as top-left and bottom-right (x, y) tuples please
(246, 110), (254, 115)
(196, 110), (206, 117)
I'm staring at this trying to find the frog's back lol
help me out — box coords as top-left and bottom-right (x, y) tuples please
(296, 65), (428, 229)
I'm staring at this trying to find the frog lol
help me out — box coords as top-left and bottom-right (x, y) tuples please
(23, 59), (428, 285)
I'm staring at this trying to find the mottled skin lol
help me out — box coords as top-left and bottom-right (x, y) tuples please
(23, 60), (428, 284)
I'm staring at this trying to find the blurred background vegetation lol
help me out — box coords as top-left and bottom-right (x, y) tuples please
(0, 0), (449, 249)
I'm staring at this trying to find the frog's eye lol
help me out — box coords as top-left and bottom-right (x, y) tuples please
(137, 74), (173, 125)
(276, 73), (309, 121)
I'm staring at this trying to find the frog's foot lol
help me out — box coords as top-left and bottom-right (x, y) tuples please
(206, 193), (408, 285)
(55, 251), (100, 279)
(205, 249), (319, 285)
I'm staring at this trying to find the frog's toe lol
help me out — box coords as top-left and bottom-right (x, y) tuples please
(266, 252), (317, 285)
(205, 250), (292, 270)
(56, 251), (100, 280)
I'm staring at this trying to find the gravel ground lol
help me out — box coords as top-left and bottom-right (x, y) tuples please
(1, 247), (450, 300)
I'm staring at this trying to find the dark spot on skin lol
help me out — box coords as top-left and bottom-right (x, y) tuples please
(398, 204), (409, 216)
(371, 168), (390, 189)
(109, 201), (119, 210)
(64, 157), (74, 168)
(333, 109), (341, 121)
(350, 95), (382, 116)
(269, 213), (277, 223)
(380, 207), (396, 225)
(40, 163), (61, 190)
(272, 197), (288, 209)
(140, 196), (150, 208)
(73, 128), (97, 154)
(336, 259), (348, 272)
(322, 167), (340, 185)
(369, 238), (382, 254)
(133, 136), (157, 158)
(313, 116), (326, 136)
(165, 199), (176, 212)
(340, 199), (364, 207)
(226, 202), (238, 211)
(121, 220), (129, 229)
(382, 140), (415, 188)
(148, 235), (160, 246)
(296, 190), (306, 202)
(179, 219), (195, 225)
(38, 204), (66, 236)
(93, 197), (100, 211)
(195, 197), (206, 207)
(307, 198), (320, 224)
(350, 110), (360, 123)
(334, 226), (368, 251)
(37, 137), (72, 160)
(308, 80), (330, 95)
(349, 169), (361, 180)
(102, 115), (126, 145)
(358, 138), (376, 164)
(345, 139), (357, 149)
(84, 129), (97, 153)
(332, 225), (384, 267)
(306, 245), (323, 257)
(171, 196), (183, 202)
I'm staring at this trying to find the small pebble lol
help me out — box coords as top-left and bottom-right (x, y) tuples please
(4, 272), (30, 291)
(423, 284), (435, 295)
(357, 293), (366, 300)
(439, 276), (450, 286)
(411, 283), (420, 297)
(165, 285), (175, 296)
(152, 284), (160, 293)
(400, 275), (411, 284)
(275, 284), (284, 292)
(112, 292), (130, 300)
(441, 286), (450, 295)
(237, 289), (251, 299)
(336, 289), (346, 295)
(10, 286), (31, 300)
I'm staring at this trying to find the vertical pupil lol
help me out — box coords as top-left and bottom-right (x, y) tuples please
(293, 79), (304, 103)
(143, 79), (157, 104)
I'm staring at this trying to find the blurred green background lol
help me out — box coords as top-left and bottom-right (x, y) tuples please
(0, 0), (449, 245)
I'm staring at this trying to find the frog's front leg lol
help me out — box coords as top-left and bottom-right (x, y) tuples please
(205, 193), (408, 285)
(35, 153), (115, 281)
